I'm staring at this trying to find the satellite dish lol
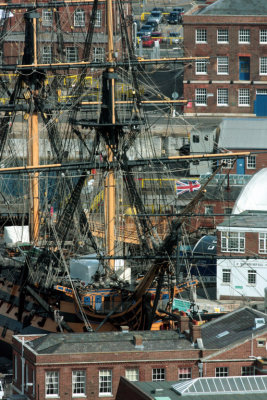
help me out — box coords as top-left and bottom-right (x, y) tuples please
(172, 91), (178, 100)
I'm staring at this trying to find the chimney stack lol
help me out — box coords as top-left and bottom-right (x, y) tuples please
(179, 311), (190, 333)
(133, 334), (143, 348)
(190, 320), (202, 343)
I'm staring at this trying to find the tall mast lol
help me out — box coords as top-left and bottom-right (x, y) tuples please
(25, 9), (40, 243)
(104, 0), (116, 270)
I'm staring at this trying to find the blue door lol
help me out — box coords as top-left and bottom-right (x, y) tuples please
(239, 57), (250, 80)
(254, 94), (267, 116)
(236, 158), (245, 174)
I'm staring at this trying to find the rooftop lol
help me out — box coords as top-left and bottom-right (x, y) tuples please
(217, 211), (267, 229)
(197, 0), (267, 16)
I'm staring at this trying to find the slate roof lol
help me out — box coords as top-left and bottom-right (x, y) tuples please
(25, 330), (192, 355)
(197, 0), (267, 16)
(201, 306), (267, 349)
(217, 211), (267, 229)
(217, 119), (267, 150)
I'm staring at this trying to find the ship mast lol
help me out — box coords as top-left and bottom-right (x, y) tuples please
(104, 0), (116, 270)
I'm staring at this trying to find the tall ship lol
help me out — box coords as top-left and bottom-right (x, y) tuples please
(0, 0), (248, 353)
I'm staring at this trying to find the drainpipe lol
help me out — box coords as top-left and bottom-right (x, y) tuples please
(198, 361), (203, 378)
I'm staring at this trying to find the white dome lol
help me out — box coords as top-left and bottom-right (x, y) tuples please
(233, 169), (267, 214)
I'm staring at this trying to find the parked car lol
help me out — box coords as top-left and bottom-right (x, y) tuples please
(169, 32), (180, 44)
(142, 36), (155, 48)
(152, 7), (164, 13)
(151, 31), (163, 44)
(147, 11), (163, 25)
(145, 20), (158, 30)
(172, 7), (184, 16)
(137, 24), (153, 37)
(167, 11), (181, 25)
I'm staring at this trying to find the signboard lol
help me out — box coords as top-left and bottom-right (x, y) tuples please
(172, 298), (191, 313)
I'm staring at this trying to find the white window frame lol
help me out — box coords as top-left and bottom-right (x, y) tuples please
(248, 269), (256, 285)
(152, 368), (165, 382)
(221, 231), (245, 253)
(93, 47), (105, 63)
(178, 368), (192, 380)
(45, 371), (59, 398)
(95, 10), (102, 27)
(259, 233), (267, 253)
(215, 367), (229, 377)
(222, 158), (234, 169)
(74, 9), (85, 27)
(241, 366), (255, 376)
(239, 29), (250, 43)
(195, 59), (207, 75)
(247, 155), (256, 169)
(217, 56), (229, 75)
(260, 57), (267, 75)
(260, 29), (267, 44)
(217, 29), (229, 43)
(42, 9), (53, 27)
(222, 269), (231, 284)
(72, 370), (86, 397)
(204, 205), (214, 215)
(42, 47), (52, 64)
(257, 339), (266, 347)
(196, 29), (207, 43)
(238, 89), (250, 106)
(99, 370), (112, 396)
(217, 88), (228, 106)
(224, 207), (232, 215)
(125, 368), (139, 381)
(195, 88), (207, 106)
(66, 47), (78, 62)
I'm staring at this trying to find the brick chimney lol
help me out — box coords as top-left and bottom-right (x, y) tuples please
(133, 334), (143, 348)
(179, 311), (190, 333)
(190, 320), (202, 343)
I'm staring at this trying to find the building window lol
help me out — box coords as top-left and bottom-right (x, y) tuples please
(99, 370), (112, 395)
(260, 29), (267, 43)
(204, 205), (214, 215)
(215, 367), (228, 377)
(152, 368), (165, 381)
(196, 29), (207, 43)
(248, 270), (256, 285)
(93, 47), (105, 62)
(257, 339), (266, 347)
(221, 231), (245, 253)
(95, 10), (102, 27)
(241, 366), (255, 376)
(196, 59), (207, 74)
(260, 57), (267, 75)
(125, 368), (139, 381)
(42, 9), (53, 27)
(247, 155), (256, 169)
(42, 47), (52, 64)
(239, 29), (250, 43)
(222, 268), (231, 284)
(238, 89), (250, 106)
(224, 207), (232, 215)
(217, 29), (228, 43)
(222, 158), (234, 169)
(256, 89), (267, 94)
(74, 9), (85, 27)
(217, 88), (228, 106)
(217, 56), (229, 75)
(192, 134), (199, 143)
(178, 368), (192, 380)
(66, 47), (78, 62)
(259, 233), (267, 253)
(72, 370), (86, 396)
(195, 88), (207, 106)
(45, 371), (59, 397)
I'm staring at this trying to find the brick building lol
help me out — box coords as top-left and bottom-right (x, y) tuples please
(216, 212), (267, 300)
(183, 0), (267, 116)
(11, 307), (267, 399)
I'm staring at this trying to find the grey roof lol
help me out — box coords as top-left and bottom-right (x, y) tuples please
(126, 379), (267, 399)
(218, 118), (267, 150)
(198, 0), (267, 16)
(217, 211), (267, 229)
(26, 330), (192, 355)
(201, 306), (267, 349)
